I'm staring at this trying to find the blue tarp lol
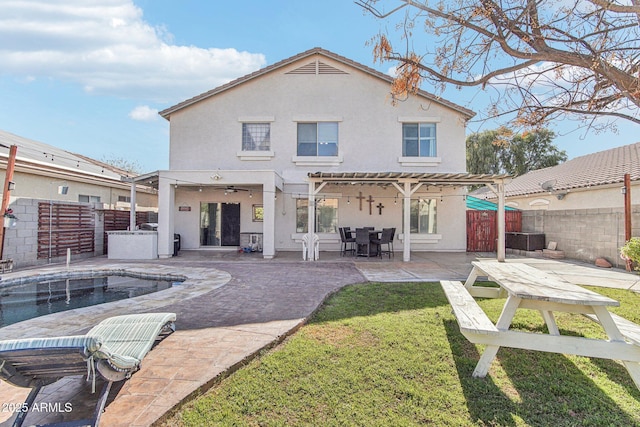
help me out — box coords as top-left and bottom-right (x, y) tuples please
(466, 196), (518, 211)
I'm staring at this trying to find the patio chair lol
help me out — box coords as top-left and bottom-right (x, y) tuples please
(339, 227), (356, 256)
(0, 312), (176, 427)
(302, 233), (319, 260)
(372, 228), (395, 258)
(355, 228), (373, 257)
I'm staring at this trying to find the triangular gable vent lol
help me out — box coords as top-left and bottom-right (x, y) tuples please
(286, 60), (349, 75)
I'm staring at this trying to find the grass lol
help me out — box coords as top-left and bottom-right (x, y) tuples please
(163, 282), (640, 426)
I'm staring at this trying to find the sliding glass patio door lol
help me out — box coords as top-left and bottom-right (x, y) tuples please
(200, 202), (240, 247)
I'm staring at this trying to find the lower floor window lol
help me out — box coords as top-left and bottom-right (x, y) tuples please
(296, 198), (338, 233)
(79, 195), (101, 203)
(407, 198), (437, 233)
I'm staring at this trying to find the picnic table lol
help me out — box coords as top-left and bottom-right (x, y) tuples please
(440, 260), (640, 389)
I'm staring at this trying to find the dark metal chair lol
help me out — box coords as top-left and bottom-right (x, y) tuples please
(355, 228), (372, 257)
(339, 227), (356, 256)
(372, 228), (395, 258)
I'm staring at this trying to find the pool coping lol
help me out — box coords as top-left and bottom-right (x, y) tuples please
(0, 263), (232, 340)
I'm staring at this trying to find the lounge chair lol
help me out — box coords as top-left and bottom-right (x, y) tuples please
(0, 312), (176, 427)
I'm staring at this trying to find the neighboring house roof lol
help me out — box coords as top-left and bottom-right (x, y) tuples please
(475, 142), (640, 199)
(159, 47), (476, 119)
(0, 129), (137, 183)
(466, 196), (518, 211)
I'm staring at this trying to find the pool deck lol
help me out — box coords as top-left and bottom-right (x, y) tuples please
(1, 250), (639, 426)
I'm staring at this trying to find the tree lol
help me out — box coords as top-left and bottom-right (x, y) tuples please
(359, 0), (640, 132)
(466, 128), (567, 176)
(100, 155), (143, 175)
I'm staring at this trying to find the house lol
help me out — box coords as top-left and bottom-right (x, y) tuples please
(149, 48), (509, 261)
(0, 129), (157, 211)
(473, 142), (640, 264)
(473, 142), (640, 211)
(0, 129), (158, 267)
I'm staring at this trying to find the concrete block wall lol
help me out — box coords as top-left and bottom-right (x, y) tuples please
(3, 198), (39, 268)
(522, 207), (640, 268)
(2, 199), (102, 269)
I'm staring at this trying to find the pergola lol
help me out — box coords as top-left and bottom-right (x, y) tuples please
(306, 172), (511, 262)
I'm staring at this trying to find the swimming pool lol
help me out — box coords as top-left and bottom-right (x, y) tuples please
(0, 274), (183, 327)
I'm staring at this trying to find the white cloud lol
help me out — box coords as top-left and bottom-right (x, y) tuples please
(129, 105), (158, 121)
(0, 0), (266, 103)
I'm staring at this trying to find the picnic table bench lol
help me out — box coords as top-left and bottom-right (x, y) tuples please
(441, 260), (640, 390)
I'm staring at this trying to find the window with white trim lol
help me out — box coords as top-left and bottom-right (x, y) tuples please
(297, 122), (338, 156)
(295, 198), (338, 233)
(402, 123), (436, 157)
(79, 195), (101, 203)
(404, 198), (437, 233)
(242, 123), (271, 151)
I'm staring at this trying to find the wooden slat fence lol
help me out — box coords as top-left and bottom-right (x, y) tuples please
(37, 202), (95, 259)
(467, 210), (522, 252)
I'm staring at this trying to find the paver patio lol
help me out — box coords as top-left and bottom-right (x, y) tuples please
(1, 250), (639, 426)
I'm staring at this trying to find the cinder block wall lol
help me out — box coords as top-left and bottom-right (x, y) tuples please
(3, 198), (39, 268)
(2, 199), (102, 269)
(522, 207), (640, 268)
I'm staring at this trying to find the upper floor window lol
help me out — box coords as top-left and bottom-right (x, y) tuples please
(403, 123), (436, 157)
(242, 123), (271, 151)
(297, 122), (338, 156)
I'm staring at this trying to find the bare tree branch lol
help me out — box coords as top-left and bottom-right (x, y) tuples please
(360, 0), (640, 130)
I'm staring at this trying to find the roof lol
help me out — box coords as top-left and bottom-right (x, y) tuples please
(475, 142), (640, 199)
(159, 47), (476, 119)
(0, 129), (138, 183)
(307, 171), (510, 185)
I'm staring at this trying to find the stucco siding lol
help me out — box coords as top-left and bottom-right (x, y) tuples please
(168, 56), (467, 175)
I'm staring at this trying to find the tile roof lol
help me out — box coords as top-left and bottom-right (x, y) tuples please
(159, 47), (476, 119)
(478, 142), (640, 198)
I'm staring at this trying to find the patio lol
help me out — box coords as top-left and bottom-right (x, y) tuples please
(1, 251), (639, 426)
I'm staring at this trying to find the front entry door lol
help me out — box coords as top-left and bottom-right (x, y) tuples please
(200, 202), (240, 247)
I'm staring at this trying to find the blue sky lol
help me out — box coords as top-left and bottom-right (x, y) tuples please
(0, 0), (636, 172)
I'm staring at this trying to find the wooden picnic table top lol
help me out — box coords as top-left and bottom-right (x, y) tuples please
(471, 260), (619, 307)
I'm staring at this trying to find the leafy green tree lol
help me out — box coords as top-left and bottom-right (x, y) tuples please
(503, 129), (568, 176)
(466, 128), (567, 176)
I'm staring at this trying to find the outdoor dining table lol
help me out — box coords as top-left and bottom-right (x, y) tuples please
(460, 260), (640, 388)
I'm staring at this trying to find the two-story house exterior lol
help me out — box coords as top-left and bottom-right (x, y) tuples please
(153, 48), (508, 260)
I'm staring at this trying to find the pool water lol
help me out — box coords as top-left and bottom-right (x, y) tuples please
(0, 275), (179, 328)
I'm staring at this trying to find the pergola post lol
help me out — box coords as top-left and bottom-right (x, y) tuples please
(486, 180), (507, 262)
(403, 182), (411, 262)
(307, 180), (315, 260)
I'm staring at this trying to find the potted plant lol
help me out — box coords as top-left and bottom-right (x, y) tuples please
(3, 209), (17, 228)
(620, 237), (640, 272)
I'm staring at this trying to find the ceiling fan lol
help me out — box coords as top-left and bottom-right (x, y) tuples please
(221, 185), (250, 195)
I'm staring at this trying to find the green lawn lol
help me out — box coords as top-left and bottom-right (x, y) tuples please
(163, 282), (640, 426)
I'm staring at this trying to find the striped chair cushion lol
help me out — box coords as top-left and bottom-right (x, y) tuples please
(0, 335), (101, 354)
(86, 312), (176, 371)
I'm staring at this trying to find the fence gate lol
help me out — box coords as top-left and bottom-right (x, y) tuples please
(467, 210), (522, 252)
(37, 202), (95, 260)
